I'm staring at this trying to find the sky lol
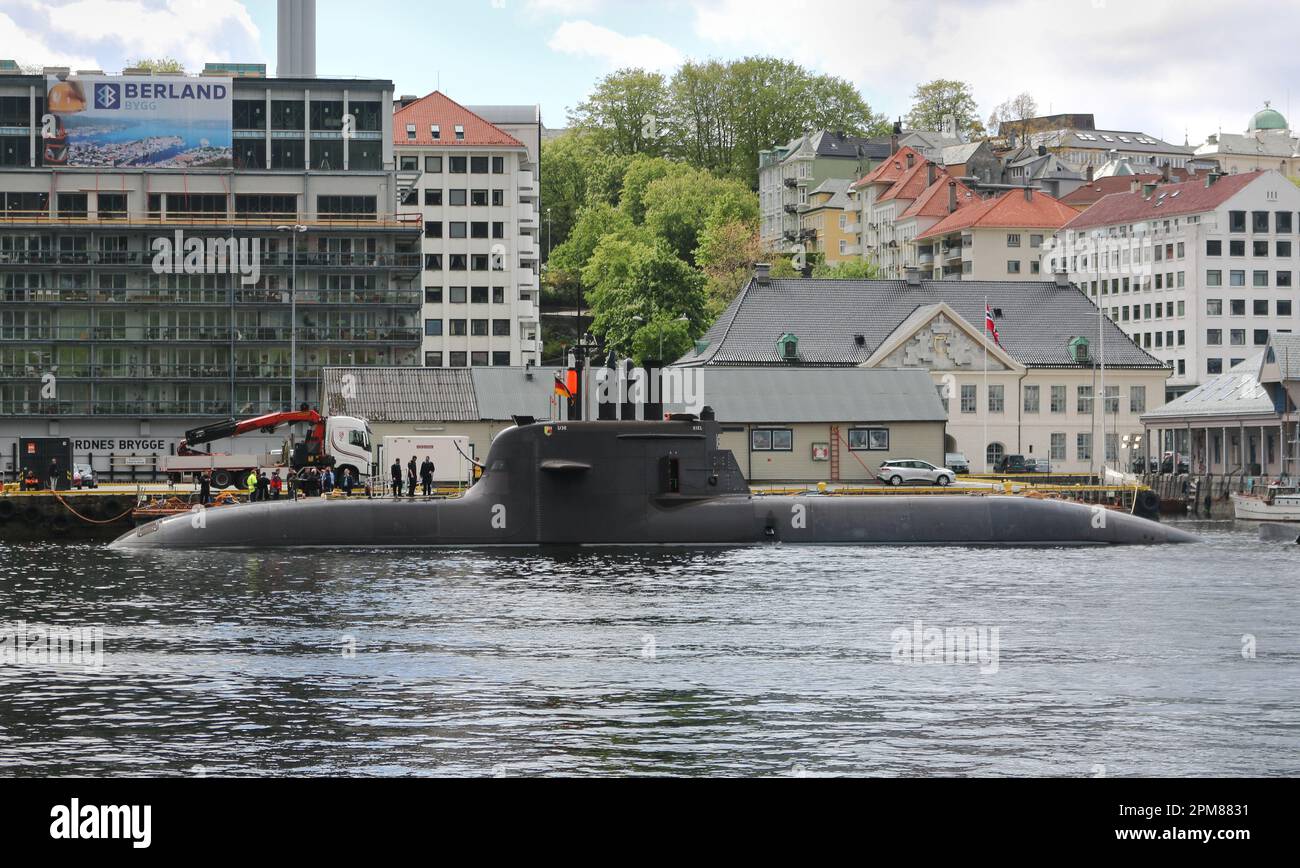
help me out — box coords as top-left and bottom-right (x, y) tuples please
(1, 0), (1297, 145)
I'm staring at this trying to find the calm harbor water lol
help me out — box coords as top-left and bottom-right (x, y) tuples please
(1, 520), (1297, 777)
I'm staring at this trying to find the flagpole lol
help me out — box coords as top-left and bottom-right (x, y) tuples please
(984, 295), (989, 475)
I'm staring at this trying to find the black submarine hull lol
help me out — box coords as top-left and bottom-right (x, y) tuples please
(109, 419), (1198, 550)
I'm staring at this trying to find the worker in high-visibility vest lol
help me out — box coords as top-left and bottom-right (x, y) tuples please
(246, 469), (259, 501)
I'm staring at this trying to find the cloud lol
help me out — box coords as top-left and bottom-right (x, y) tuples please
(548, 19), (683, 71)
(2, 0), (262, 72)
(0, 10), (99, 69)
(523, 0), (604, 13)
(690, 0), (1300, 145)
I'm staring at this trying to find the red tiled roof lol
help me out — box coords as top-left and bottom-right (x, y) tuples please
(1062, 171), (1264, 232)
(880, 159), (937, 203)
(393, 91), (524, 148)
(899, 175), (978, 219)
(1059, 174), (1163, 209)
(850, 146), (925, 190)
(917, 188), (1078, 240)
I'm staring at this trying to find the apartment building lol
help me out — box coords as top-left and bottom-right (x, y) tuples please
(393, 92), (541, 369)
(758, 130), (888, 251)
(915, 188), (1078, 281)
(0, 66), (421, 476)
(1044, 169), (1300, 399)
(1019, 113), (1194, 170)
(800, 179), (859, 265)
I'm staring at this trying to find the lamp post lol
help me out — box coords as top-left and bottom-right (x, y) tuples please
(277, 224), (307, 409)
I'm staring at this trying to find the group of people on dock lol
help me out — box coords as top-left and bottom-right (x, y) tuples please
(390, 457), (436, 498)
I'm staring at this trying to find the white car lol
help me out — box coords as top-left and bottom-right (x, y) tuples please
(877, 460), (955, 487)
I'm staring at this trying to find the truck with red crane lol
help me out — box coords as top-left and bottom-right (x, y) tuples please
(158, 409), (373, 490)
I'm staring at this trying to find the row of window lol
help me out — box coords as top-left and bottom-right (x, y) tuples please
(750, 427), (890, 452)
(424, 253), (506, 271)
(0, 191), (377, 220)
(1207, 238), (1294, 257)
(425, 221), (506, 240)
(1227, 210), (1296, 234)
(423, 319), (513, 337)
(411, 188), (509, 208)
(1207, 298), (1293, 316)
(424, 351), (512, 368)
(424, 287), (507, 304)
(952, 384), (1146, 415)
(1206, 328), (1272, 347)
(232, 99), (383, 132)
(1207, 269), (1295, 288)
(399, 155), (506, 174)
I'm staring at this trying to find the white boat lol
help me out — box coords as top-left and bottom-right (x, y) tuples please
(1232, 486), (1300, 522)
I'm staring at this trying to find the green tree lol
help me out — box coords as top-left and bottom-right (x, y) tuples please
(905, 79), (979, 136)
(988, 92), (1039, 141)
(696, 217), (760, 318)
(128, 57), (185, 73)
(811, 258), (881, 279)
(568, 68), (670, 157)
(642, 170), (757, 265)
(619, 156), (691, 224)
(583, 239), (706, 358)
(631, 315), (695, 365)
(538, 132), (595, 258)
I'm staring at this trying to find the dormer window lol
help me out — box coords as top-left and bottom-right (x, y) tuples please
(431, 124), (440, 140)
(405, 123), (416, 140)
(777, 333), (799, 362)
(454, 125), (465, 140)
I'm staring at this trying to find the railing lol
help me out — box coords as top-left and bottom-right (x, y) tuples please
(0, 251), (422, 268)
(0, 212), (423, 230)
(0, 365), (299, 380)
(1, 288), (424, 306)
(0, 325), (422, 342)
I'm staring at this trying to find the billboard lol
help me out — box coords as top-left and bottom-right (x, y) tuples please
(42, 74), (233, 169)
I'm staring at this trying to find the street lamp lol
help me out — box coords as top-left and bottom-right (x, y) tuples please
(633, 312), (691, 359)
(277, 224), (307, 409)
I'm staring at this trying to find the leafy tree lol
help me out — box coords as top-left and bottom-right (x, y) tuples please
(811, 258), (881, 279)
(642, 170), (757, 265)
(697, 218), (760, 318)
(129, 57), (185, 73)
(905, 79), (979, 136)
(631, 315), (695, 366)
(583, 238), (705, 358)
(619, 156), (691, 224)
(567, 69), (669, 157)
(538, 132), (595, 258)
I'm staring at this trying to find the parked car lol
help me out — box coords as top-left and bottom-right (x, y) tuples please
(877, 460), (955, 487)
(1033, 459), (1052, 474)
(994, 454), (1033, 474)
(944, 452), (971, 475)
(71, 463), (97, 489)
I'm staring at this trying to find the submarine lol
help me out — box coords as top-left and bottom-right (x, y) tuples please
(110, 411), (1198, 550)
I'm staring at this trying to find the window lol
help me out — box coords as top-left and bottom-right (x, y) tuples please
(1206, 239), (1222, 256)
(1076, 433), (1092, 462)
(1207, 358), (1223, 375)
(424, 288), (442, 304)
(1050, 385), (1066, 413)
(449, 189), (467, 206)
(1279, 240), (1293, 257)
(960, 384), (977, 413)
(425, 156), (442, 173)
(492, 156), (505, 174)
(430, 125), (441, 141)
(493, 351), (511, 366)
(1206, 270), (1222, 287)
(405, 124), (416, 141)
(1050, 433), (1066, 461)
(448, 222), (467, 239)
(1077, 385), (1093, 413)
(1280, 300), (1293, 316)
(446, 286), (466, 304)
(492, 319), (511, 336)
(492, 222), (505, 239)
(470, 156), (489, 174)
(1030, 234), (1043, 248)
(492, 286), (505, 304)
(400, 155), (418, 171)
(449, 254), (467, 271)
(986, 443), (1005, 467)
(425, 221), (442, 238)
(988, 385), (1004, 413)
(449, 156), (467, 174)
(471, 319), (489, 336)
(1207, 329), (1223, 345)
(1105, 433), (1119, 463)
(1255, 329), (1270, 346)
(271, 100), (305, 130)
(425, 254), (442, 271)
(424, 352), (443, 367)
(423, 319), (442, 336)
(1230, 239), (1245, 257)
(449, 319), (467, 336)
(1007, 260), (1021, 274)
(454, 125), (465, 141)
(1277, 211), (1294, 233)
(1229, 211), (1246, 232)
(752, 428), (793, 451)
(848, 428), (890, 451)
(1231, 329), (1246, 346)
(1253, 211), (1270, 233)
(471, 189), (488, 207)
(1231, 299), (1246, 316)
(1007, 233), (1021, 247)
(1280, 271), (1293, 287)
(1255, 299), (1269, 316)
(1130, 386), (1146, 414)
(491, 189), (504, 207)
(1230, 270), (1245, 287)
(424, 189), (442, 206)
(1207, 299), (1222, 316)
(449, 351), (467, 367)
(1255, 240), (1270, 257)
(1023, 385), (1040, 413)
(317, 195), (376, 218)
(310, 100), (344, 131)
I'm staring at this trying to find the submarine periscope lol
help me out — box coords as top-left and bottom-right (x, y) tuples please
(111, 410), (1198, 550)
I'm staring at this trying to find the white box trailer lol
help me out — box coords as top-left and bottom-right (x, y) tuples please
(378, 436), (475, 489)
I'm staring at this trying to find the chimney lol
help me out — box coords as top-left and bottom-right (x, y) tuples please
(890, 133), (899, 155)
(926, 162), (937, 187)
(1054, 271), (1071, 289)
(947, 180), (958, 214)
(905, 267), (921, 287)
(1130, 180), (1141, 193)
(1161, 161), (1171, 182)
(1023, 186), (1034, 202)
(906, 152), (915, 169)
(277, 0), (317, 77)
(754, 263), (772, 285)
(1206, 172), (1221, 187)
(1086, 165), (1094, 183)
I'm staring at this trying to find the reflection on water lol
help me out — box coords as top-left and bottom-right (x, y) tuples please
(1, 521), (1297, 777)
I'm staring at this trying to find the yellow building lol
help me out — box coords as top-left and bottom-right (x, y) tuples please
(800, 178), (859, 265)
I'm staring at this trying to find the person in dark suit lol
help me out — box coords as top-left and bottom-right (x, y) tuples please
(390, 459), (402, 498)
(199, 472), (212, 506)
(47, 459), (60, 491)
(420, 456), (435, 497)
(406, 458), (418, 498)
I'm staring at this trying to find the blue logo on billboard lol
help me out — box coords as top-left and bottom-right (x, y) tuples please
(94, 83), (121, 110)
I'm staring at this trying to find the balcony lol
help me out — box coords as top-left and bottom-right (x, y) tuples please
(517, 265), (537, 288)
(840, 245), (862, 257)
(0, 211), (423, 232)
(517, 171), (538, 199)
(2, 325), (421, 344)
(519, 202), (539, 230)
(783, 178), (798, 189)
(518, 298), (538, 322)
(521, 338), (538, 353)
(518, 236), (540, 261)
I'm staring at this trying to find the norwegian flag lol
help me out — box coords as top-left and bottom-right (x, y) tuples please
(985, 304), (1002, 346)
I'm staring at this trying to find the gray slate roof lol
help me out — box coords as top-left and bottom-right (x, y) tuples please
(679, 278), (1166, 370)
(321, 366), (563, 423)
(1267, 333), (1300, 380)
(1141, 355), (1275, 421)
(663, 368), (947, 423)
